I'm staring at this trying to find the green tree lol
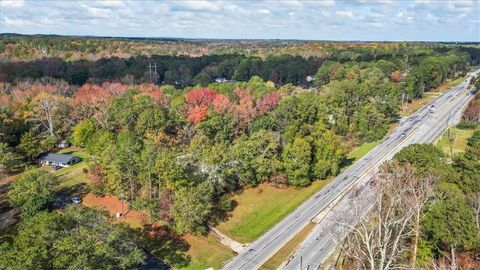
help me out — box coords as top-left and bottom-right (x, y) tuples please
(422, 192), (479, 252)
(394, 144), (447, 176)
(171, 184), (213, 234)
(8, 169), (57, 217)
(312, 129), (346, 179)
(230, 130), (282, 186)
(72, 118), (96, 147)
(0, 206), (146, 270)
(18, 130), (42, 161)
(193, 71), (211, 86)
(155, 148), (189, 190)
(0, 142), (21, 172)
(85, 129), (114, 155)
(197, 114), (234, 143)
(282, 137), (312, 187)
(467, 130), (480, 146)
(106, 131), (143, 199)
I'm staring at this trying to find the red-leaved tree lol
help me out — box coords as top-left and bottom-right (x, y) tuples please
(72, 82), (129, 127)
(390, 70), (403, 83)
(139, 83), (169, 106)
(185, 88), (218, 108)
(212, 94), (231, 114)
(187, 106), (209, 125)
(231, 88), (257, 130)
(257, 92), (281, 115)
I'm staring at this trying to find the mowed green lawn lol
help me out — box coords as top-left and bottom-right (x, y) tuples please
(181, 234), (234, 270)
(216, 179), (332, 243)
(48, 147), (90, 187)
(436, 127), (476, 157)
(347, 140), (381, 164)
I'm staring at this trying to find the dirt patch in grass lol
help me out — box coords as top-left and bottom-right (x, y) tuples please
(0, 173), (20, 185)
(261, 222), (317, 270)
(82, 193), (150, 228)
(437, 77), (465, 93)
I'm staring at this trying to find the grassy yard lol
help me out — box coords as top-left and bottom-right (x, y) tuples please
(436, 127), (476, 157)
(144, 225), (234, 270)
(216, 179), (332, 243)
(181, 234), (234, 270)
(51, 147), (90, 187)
(145, 231), (234, 270)
(436, 76), (465, 92)
(347, 140), (381, 164)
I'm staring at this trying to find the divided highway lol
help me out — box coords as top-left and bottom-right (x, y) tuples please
(222, 70), (480, 270)
(282, 70), (480, 270)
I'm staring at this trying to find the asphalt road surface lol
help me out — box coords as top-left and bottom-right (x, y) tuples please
(222, 70), (480, 270)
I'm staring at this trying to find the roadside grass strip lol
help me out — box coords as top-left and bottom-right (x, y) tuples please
(260, 222), (317, 270)
(436, 127), (475, 157)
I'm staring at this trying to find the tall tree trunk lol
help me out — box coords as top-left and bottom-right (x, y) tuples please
(47, 111), (54, 136)
(450, 247), (457, 270)
(411, 208), (420, 268)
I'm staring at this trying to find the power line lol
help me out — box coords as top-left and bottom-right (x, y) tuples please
(148, 62), (158, 84)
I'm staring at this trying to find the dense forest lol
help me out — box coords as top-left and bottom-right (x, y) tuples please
(1, 37), (480, 269)
(2, 35), (479, 89)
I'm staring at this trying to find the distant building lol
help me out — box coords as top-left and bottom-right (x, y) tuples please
(56, 140), (70, 149)
(214, 77), (229, 83)
(36, 153), (80, 167)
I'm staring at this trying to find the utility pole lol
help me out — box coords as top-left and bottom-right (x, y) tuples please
(300, 256), (302, 270)
(119, 192), (125, 221)
(148, 62), (158, 84)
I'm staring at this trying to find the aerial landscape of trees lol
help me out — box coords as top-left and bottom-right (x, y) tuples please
(1, 36), (479, 269)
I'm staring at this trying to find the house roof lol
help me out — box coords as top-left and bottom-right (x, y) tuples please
(36, 152), (76, 164)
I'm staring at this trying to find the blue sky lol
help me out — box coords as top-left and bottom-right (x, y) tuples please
(1, 0), (479, 41)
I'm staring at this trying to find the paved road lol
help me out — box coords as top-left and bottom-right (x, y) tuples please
(282, 70), (480, 270)
(221, 70), (480, 270)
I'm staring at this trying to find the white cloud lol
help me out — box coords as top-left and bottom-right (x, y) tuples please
(173, 0), (222, 12)
(258, 8), (271, 14)
(335, 11), (354, 18)
(1, 0), (24, 8)
(0, 0), (478, 41)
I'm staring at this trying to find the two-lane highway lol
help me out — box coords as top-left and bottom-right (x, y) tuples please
(221, 70), (479, 270)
